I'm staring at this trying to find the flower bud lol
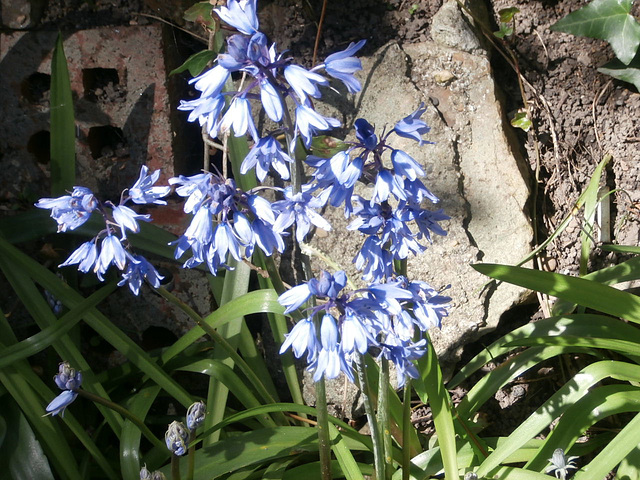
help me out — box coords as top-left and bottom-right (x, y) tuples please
(165, 421), (189, 456)
(53, 361), (82, 391)
(186, 401), (206, 431)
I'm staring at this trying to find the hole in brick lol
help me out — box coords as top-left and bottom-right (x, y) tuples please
(82, 68), (120, 102)
(87, 125), (126, 159)
(27, 130), (51, 164)
(21, 72), (51, 103)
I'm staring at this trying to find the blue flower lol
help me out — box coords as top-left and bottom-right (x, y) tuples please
(273, 186), (331, 242)
(311, 314), (352, 382)
(128, 166), (171, 205)
(165, 421), (189, 456)
(293, 104), (341, 149)
(354, 118), (378, 150)
(53, 361), (82, 391)
(35, 187), (98, 232)
(353, 236), (394, 282)
(393, 103), (432, 145)
(170, 173), (213, 214)
(318, 40), (366, 93)
(340, 308), (373, 355)
(284, 64), (329, 102)
(379, 337), (427, 388)
(118, 255), (164, 296)
(241, 135), (292, 181)
(45, 390), (78, 417)
(279, 317), (318, 362)
(278, 283), (313, 314)
(219, 96), (258, 140)
(391, 149), (425, 181)
(95, 234), (131, 281)
(112, 204), (151, 238)
(59, 241), (98, 273)
(371, 169), (407, 205)
(259, 79), (284, 122)
(215, 0), (259, 36)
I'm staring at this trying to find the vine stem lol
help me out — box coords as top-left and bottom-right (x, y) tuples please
(356, 355), (385, 480)
(77, 389), (164, 451)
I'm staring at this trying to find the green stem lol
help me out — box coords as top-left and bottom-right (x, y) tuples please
(171, 454), (181, 480)
(187, 431), (196, 480)
(377, 357), (392, 478)
(315, 376), (333, 480)
(356, 355), (384, 480)
(77, 389), (164, 450)
(402, 381), (412, 480)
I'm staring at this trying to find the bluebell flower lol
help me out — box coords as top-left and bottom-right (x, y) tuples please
(273, 186), (331, 242)
(284, 64), (329, 102)
(214, 0), (259, 36)
(35, 186), (98, 232)
(219, 96), (258, 140)
(379, 337), (427, 388)
(340, 308), (374, 356)
(371, 169), (407, 205)
(259, 79), (284, 122)
(391, 149), (425, 181)
(95, 234), (132, 281)
(112, 204), (151, 238)
(165, 421), (189, 456)
(118, 255), (164, 295)
(354, 118), (378, 150)
(186, 401), (207, 431)
(241, 135), (292, 181)
(546, 448), (578, 480)
(293, 104), (341, 149)
(278, 283), (313, 314)
(353, 236), (394, 282)
(393, 103), (432, 145)
(128, 166), (171, 205)
(170, 173), (212, 213)
(46, 361), (82, 417)
(317, 40), (366, 93)
(279, 317), (319, 362)
(312, 314), (352, 382)
(45, 390), (78, 417)
(59, 241), (98, 273)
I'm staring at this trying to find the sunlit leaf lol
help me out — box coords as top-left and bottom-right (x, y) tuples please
(170, 50), (216, 77)
(551, 0), (640, 64)
(598, 50), (640, 91)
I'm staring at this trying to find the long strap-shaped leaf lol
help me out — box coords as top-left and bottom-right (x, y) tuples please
(0, 236), (193, 408)
(473, 263), (640, 323)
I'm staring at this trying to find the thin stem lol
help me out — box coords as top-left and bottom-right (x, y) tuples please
(77, 389), (164, 450)
(356, 355), (384, 480)
(312, 0), (328, 67)
(171, 454), (181, 480)
(186, 431), (196, 480)
(315, 376), (333, 480)
(377, 357), (392, 478)
(402, 381), (412, 480)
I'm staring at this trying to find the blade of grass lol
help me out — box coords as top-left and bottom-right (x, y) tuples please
(50, 32), (75, 195)
(473, 263), (640, 323)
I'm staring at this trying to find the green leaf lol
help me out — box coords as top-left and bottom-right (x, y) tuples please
(183, 1), (216, 29)
(473, 263), (640, 323)
(170, 50), (217, 77)
(494, 24), (514, 39)
(498, 7), (520, 23)
(510, 111), (531, 131)
(550, 0), (640, 65)
(0, 396), (55, 480)
(50, 32), (76, 195)
(598, 49), (640, 91)
(329, 423), (365, 480)
(120, 386), (161, 480)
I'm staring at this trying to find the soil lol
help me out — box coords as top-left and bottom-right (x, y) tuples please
(2, 0), (639, 447)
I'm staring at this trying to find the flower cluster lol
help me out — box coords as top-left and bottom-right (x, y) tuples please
(178, 0), (365, 181)
(140, 465), (166, 480)
(169, 171), (285, 273)
(36, 166), (170, 295)
(45, 361), (82, 417)
(304, 105), (449, 282)
(278, 271), (450, 386)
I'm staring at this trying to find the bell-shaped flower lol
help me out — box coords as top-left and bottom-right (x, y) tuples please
(53, 361), (82, 391)
(320, 40), (366, 93)
(118, 254), (164, 296)
(354, 118), (378, 150)
(219, 96), (257, 140)
(112, 204), (151, 238)
(278, 283), (312, 314)
(284, 64), (328, 103)
(128, 165), (171, 205)
(393, 103), (432, 145)
(391, 149), (425, 181)
(260, 79), (284, 122)
(186, 401), (207, 431)
(45, 390), (78, 417)
(279, 317), (319, 362)
(241, 135), (292, 181)
(371, 169), (407, 205)
(214, 0), (259, 36)
(312, 314), (352, 382)
(273, 186), (332, 242)
(94, 234), (131, 281)
(59, 241), (98, 273)
(293, 104), (340, 149)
